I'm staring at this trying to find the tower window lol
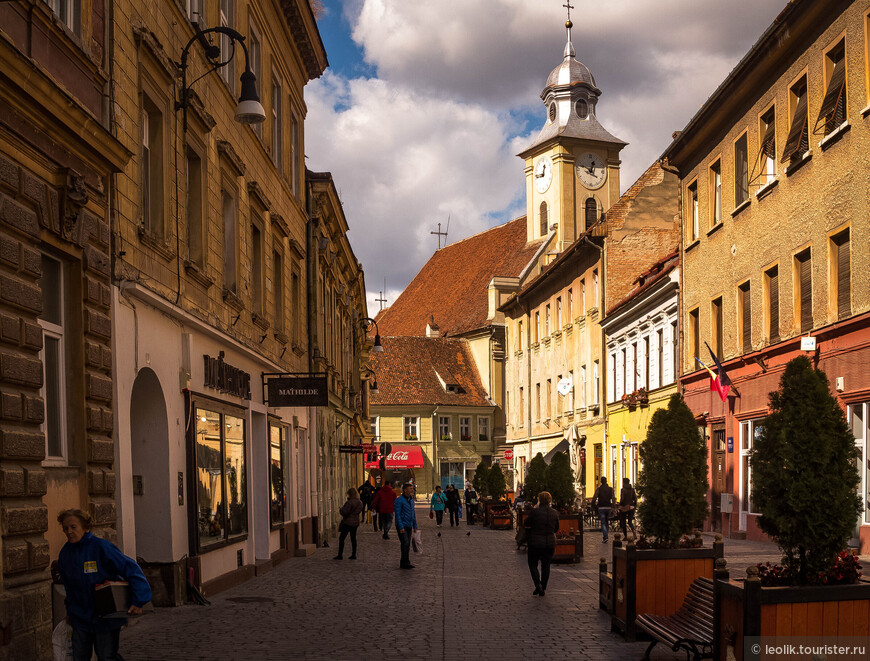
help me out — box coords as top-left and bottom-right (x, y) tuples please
(575, 98), (588, 119)
(539, 202), (548, 236)
(548, 103), (556, 122)
(585, 198), (598, 228)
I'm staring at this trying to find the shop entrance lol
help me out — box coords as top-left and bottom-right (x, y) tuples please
(711, 423), (726, 533)
(129, 368), (171, 561)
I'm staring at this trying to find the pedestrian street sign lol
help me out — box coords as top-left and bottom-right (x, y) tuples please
(727, 437), (734, 453)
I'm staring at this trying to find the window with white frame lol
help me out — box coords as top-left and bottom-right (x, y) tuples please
(403, 416), (419, 440)
(478, 417), (489, 441)
(579, 365), (587, 409)
(611, 445), (618, 486)
(739, 419), (764, 517)
(459, 417), (471, 441)
(567, 370), (574, 412)
(249, 24), (262, 138)
(439, 416), (450, 440)
(44, 0), (81, 34)
(186, 0), (202, 23)
(849, 403), (870, 525)
(39, 254), (67, 462)
(593, 360), (600, 406)
(272, 74), (283, 171)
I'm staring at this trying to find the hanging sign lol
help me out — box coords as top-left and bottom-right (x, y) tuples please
(204, 353), (251, 400)
(266, 375), (328, 407)
(339, 445), (364, 454)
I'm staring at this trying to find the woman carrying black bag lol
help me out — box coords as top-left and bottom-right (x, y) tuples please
(618, 477), (637, 538)
(523, 491), (560, 597)
(334, 488), (364, 560)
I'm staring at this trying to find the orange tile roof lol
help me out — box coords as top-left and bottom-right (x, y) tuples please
(375, 218), (542, 336)
(369, 336), (493, 407)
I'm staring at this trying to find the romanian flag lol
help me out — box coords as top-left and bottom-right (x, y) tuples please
(706, 342), (732, 402)
(695, 353), (730, 403)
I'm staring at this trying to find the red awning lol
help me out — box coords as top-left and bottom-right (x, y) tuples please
(365, 445), (425, 469)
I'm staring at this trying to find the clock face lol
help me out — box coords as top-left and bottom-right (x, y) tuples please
(534, 156), (553, 193)
(575, 151), (607, 190)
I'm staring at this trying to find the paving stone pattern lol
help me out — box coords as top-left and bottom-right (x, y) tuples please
(121, 508), (784, 661)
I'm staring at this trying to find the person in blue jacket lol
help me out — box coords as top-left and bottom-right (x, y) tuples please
(56, 508), (152, 661)
(394, 482), (418, 570)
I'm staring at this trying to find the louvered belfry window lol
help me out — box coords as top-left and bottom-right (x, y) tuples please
(766, 266), (779, 344)
(782, 81), (808, 163)
(833, 230), (851, 320)
(796, 250), (812, 332)
(814, 44), (846, 136)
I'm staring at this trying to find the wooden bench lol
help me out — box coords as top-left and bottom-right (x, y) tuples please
(635, 576), (714, 661)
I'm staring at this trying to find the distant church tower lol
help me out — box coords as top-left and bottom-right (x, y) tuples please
(519, 13), (627, 250)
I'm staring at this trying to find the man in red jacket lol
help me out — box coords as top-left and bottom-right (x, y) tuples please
(371, 480), (397, 539)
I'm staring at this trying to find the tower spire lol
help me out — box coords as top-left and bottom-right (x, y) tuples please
(563, 2), (575, 58)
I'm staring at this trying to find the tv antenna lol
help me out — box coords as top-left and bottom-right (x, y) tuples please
(430, 214), (450, 250)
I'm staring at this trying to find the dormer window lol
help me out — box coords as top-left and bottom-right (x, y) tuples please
(575, 98), (588, 119)
(446, 384), (465, 394)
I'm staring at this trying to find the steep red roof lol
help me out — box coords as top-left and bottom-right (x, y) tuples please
(376, 218), (542, 336)
(369, 337), (493, 407)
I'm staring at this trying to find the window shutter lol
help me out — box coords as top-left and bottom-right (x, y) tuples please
(814, 58), (846, 135)
(585, 199), (597, 228)
(749, 121), (776, 185)
(799, 254), (812, 332)
(768, 268), (779, 342)
(837, 234), (851, 319)
(741, 285), (751, 353)
(781, 92), (808, 162)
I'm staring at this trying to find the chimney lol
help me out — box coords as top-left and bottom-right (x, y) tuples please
(426, 315), (440, 338)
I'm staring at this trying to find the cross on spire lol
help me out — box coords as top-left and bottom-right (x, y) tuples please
(563, 1), (574, 21)
(375, 290), (387, 311)
(563, 1), (575, 44)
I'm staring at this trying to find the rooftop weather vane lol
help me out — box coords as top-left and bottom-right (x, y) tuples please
(430, 214), (450, 250)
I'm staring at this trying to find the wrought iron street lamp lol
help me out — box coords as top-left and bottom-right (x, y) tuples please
(360, 317), (384, 353)
(176, 26), (266, 131)
(362, 365), (379, 394)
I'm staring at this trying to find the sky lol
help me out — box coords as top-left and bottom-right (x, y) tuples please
(304, 0), (787, 314)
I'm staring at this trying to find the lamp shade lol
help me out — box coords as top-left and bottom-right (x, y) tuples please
(373, 334), (384, 352)
(235, 70), (266, 124)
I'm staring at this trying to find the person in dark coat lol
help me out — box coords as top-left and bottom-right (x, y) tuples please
(359, 480), (377, 530)
(372, 481), (397, 539)
(523, 491), (560, 596)
(592, 477), (615, 543)
(334, 488), (364, 560)
(56, 508), (152, 661)
(444, 484), (461, 526)
(464, 486), (478, 525)
(618, 477), (637, 538)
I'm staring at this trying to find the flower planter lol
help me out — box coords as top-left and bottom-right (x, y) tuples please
(715, 572), (870, 660)
(490, 513), (512, 530)
(553, 536), (583, 563)
(558, 513), (583, 536)
(600, 537), (724, 641)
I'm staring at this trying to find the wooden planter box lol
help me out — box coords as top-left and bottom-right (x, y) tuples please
(553, 536), (583, 563)
(600, 537), (723, 641)
(490, 512), (513, 530)
(715, 576), (870, 660)
(558, 513), (583, 535)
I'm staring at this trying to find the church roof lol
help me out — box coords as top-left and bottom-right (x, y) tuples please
(545, 41), (597, 89)
(375, 218), (543, 337)
(369, 336), (493, 407)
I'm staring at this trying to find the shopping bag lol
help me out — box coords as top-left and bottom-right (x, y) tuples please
(412, 529), (423, 553)
(429, 510), (434, 519)
(52, 620), (73, 661)
(458, 505), (462, 519)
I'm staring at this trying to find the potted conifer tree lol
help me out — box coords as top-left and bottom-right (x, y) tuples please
(546, 451), (583, 561)
(715, 357), (868, 659)
(487, 465), (512, 529)
(602, 394), (722, 641)
(472, 460), (490, 523)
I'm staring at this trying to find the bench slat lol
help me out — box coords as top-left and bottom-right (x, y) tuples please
(636, 576), (715, 661)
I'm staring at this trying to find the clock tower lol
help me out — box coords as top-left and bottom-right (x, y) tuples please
(519, 16), (627, 250)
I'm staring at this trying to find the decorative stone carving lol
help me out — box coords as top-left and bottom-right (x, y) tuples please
(62, 170), (89, 241)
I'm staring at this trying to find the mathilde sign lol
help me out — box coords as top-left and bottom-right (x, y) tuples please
(266, 375), (328, 407)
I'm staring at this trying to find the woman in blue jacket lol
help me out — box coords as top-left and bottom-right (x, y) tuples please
(429, 485), (447, 526)
(56, 508), (152, 661)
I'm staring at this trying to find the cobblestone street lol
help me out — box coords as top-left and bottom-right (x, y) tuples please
(120, 508), (784, 661)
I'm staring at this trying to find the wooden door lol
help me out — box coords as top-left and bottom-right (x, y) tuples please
(711, 424), (726, 532)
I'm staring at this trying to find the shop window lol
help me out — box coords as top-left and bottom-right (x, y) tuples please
(269, 424), (287, 526)
(848, 403), (870, 525)
(478, 417), (489, 442)
(459, 417), (471, 441)
(195, 407), (247, 549)
(740, 419), (764, 517)
(782, 78), (808, 164)
(39, 254), (67, 462)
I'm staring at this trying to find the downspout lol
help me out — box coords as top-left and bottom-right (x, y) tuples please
(659, 159), (684, 394)
(432, 405), (439, 493)
(580, 234), (605, 495)
(524, 300), (532, 468)
(305, 172), (319, 526)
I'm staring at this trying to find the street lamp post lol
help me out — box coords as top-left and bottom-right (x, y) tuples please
(360, 317), (384, 353)
(175, 26), (266, 132)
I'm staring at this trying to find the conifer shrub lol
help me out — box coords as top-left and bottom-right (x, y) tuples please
(486, 464), (507, 500)
(524, 453), (548, 503)
(546, 451), (576, 511)
(750, 356), (861, 584)
(636, 393), (709, 547)
(472, 461), (489, 497)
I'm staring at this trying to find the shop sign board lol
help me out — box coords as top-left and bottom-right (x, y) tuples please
(266, 374), (328, 407)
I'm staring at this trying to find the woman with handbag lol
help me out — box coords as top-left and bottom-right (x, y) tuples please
(618, 477), (637, 538)
(444, 484), (461, 526)
(429, 485), (447, 526)
(334, 488), (364, 560)
(56, 508), (152, 661)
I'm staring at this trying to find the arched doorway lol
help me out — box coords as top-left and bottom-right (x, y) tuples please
(130, 368), (171, 561)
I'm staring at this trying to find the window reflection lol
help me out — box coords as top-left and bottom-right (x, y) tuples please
(196, 409), (224, 548)
(270, 424), (285, 525)
(225, 414), (246, 537)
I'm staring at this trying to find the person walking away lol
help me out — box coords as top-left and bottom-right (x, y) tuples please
(359, 480), (376, 530)
(394, 483), (418, 569)
(523, 491), (560, 597)
(444, 484), (461, 527)
(430, 486), (447, 526)
(372, 480), (397, 539)
(592, 477), (615, 543)
(464, 485), (478, 525)
(334, 488), (364, 560)
(618, 477), (637, 538)
(56, 508), (152, 661)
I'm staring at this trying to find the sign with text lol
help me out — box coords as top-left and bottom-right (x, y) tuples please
(361, 443), (377, 453)
(339, 445), (364, 454)
(727, 436), (734, 453)
(504, 449), (514, 460)
(267, 375), (328, 407)
(204, 353), (251, 400)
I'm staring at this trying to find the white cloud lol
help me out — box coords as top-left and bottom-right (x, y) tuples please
(309, 0), (787, 305)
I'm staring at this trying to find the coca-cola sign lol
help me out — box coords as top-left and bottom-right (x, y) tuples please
(389, 451), (409, 461)
(364, 445), (425, 469)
